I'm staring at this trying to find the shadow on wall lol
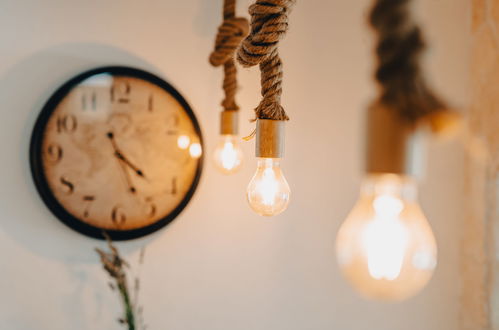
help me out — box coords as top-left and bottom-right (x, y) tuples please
(0, 43), (176, 263)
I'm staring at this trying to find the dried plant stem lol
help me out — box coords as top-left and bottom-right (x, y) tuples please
(95, 233), (145, 330)
(119, 282), (135, 330)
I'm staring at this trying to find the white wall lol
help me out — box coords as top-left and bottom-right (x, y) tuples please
(0, 0), (468, 329)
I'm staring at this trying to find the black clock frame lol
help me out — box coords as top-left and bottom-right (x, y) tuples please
(29, 66), (204, 241)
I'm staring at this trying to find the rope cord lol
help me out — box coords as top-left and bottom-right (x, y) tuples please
(370, 0), (448, 123)
(237, 0), (296, 121)
(209, 0), (249, 112)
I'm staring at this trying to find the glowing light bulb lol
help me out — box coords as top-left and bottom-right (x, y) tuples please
(336, 174), (437, 301)
(247, 158), (290, 216)
(213, 135), (243, 174)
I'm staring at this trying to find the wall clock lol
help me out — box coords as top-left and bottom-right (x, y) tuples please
(30, 66), (203, 240)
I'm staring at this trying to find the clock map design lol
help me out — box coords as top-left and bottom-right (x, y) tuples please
(30, 67), (203, 240)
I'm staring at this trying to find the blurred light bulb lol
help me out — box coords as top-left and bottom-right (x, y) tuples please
(336, 174), (437, 301)
(189, 142), (202, 158)
(213, 135), (243, 174)
(177, 135), (190, 150)
(247, 158), (290, 216)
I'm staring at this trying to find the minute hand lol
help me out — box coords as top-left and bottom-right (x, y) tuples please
(107, 132), (145, 178)
(114, 151), (145, 177)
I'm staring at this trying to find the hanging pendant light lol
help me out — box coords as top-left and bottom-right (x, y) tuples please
(337, 104), (438, 301)
(209, 0), (249, 175)
(335, 0), (460, 301)
(237, 0), (296, 217)
(246, 119), (290, 216)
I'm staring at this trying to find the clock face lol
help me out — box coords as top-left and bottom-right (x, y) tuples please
(30, 67), (203, 240)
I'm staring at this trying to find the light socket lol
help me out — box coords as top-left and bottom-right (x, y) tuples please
(365, 103), (427, 179)
(220, 111), (239, 135)
(255, 119), (285, 158)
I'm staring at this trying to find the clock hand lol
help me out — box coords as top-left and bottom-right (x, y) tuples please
(106, 132), (137, 194)
(114, 151), (145, 178)
(107, 132), (146, 178)
(117, 160), (137, 194)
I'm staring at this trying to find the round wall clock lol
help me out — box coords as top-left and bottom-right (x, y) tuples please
(30, 66), (204, 240)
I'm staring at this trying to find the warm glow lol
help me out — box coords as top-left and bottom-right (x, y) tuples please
(213, 135), (243, 174)
(363, 195), (408, 280)
(247, 158), (290, 216)
(189, 142), (202, 158)
(177, 135), (190, 150)
(336, 175), (437, 301)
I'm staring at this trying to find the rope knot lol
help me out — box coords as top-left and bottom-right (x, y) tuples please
(210, 17), (250, 67)
(237, 0), (295, 121)
(369, 0), (453, 125)
(209, 0), (249, 112)
(237, 0), (295, 68)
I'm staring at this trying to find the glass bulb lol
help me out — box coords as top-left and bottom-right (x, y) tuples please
(247, 158), (290, 216)
(213, 135), (243, 174)
(336, 174), (437, 301)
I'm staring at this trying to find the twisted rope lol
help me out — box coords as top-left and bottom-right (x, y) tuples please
(370, 0), (450, 124)
(210, 0), (249, 111)
(237, 0), (296, 121)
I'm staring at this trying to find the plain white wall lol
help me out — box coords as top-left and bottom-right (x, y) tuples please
(0, 0), (468, 329)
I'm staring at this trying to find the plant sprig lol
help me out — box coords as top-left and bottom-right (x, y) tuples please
(95, 233), (146, 330)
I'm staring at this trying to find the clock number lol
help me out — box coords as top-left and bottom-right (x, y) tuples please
(148, 94), (153, 112)
(111, 206), (126, 226)
(166, 114), (179, 135)
(82, 91), (97, 111)
(57, 115), (77, 133)
(60, 176), (74, 195)
(111, 81), (131, 104)
(82, 195), (95, 218)
(145, 197), (156, 218)
(46, 143), (63, 163)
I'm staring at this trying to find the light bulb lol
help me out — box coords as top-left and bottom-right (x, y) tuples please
(247, 158), (290, 216)
(336, 174), (437, 301)
(213, 135), (243, 174)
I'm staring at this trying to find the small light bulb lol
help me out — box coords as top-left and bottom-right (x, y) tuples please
(177, 135), (190, 150)
(213, 135), (243, 174)
(247, 158), (290, 216)
(336, 174), (437, 301)
(189, 142), (202, 158)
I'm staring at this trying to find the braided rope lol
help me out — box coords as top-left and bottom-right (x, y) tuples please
(370, 0), (449, 123)
(210, 0), (249, 111)
(237, 0), (296, 121)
